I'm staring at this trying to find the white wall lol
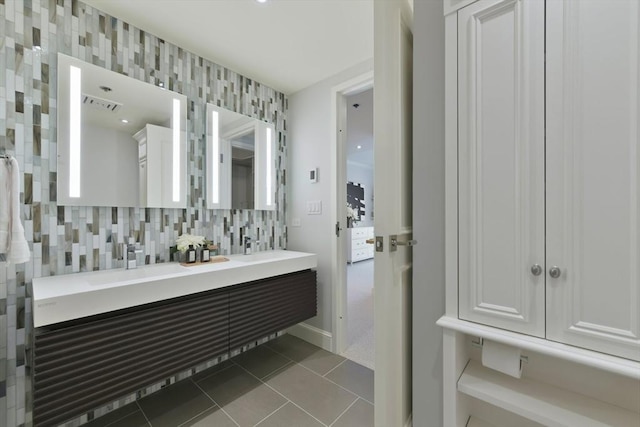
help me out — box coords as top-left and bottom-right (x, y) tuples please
(347, 162), (374, 227)
(288, 59), (373, 333)
(81, 123), (139, 207)
(412, 0), (446, 426)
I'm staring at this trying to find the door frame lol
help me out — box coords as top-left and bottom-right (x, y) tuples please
(330, 71), (374, 355)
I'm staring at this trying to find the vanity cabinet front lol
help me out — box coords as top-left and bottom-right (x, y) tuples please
(33, 269), (317, 427)
(457, 0), (640, 361)
(229, 270), (318, 349)
(33, 287), (229, 427)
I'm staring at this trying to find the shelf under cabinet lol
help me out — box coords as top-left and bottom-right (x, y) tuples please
(438, 316), (640, 379)
(458, 360), (640, 427)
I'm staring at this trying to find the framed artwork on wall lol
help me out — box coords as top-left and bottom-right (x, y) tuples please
(347, 181), (366, 220)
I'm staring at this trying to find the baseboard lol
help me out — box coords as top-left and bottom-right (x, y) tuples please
(287, 322), (333, 352)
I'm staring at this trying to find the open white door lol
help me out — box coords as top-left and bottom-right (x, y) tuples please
(374, 1), (414, 426)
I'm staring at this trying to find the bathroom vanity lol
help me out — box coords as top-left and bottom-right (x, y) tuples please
(32, 250), (317, 427)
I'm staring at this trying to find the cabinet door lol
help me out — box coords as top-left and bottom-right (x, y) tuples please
(458, 0), (545, 336)
(546, 0), (640, 361)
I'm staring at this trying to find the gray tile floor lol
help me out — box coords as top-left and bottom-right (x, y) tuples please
(85, 335), (374, 427)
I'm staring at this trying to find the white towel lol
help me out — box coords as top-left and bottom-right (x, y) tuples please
(0, 157), (30, 264)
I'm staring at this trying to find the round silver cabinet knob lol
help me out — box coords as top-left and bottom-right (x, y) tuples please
(531, 264), (542, 276)
(549, 266), (562, 279)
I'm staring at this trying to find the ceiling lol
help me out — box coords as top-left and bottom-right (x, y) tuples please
(346, 88), (373, 168)
(81, 0), (374, 95)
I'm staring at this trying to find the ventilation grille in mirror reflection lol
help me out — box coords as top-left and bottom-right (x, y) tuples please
(82, 94), (123, 113)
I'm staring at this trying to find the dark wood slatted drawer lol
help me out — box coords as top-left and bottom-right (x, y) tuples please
(229, 270), (317, 349)
(33, 287), (229, 427)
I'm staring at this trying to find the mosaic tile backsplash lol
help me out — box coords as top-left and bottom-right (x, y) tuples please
(0, 0), (288, 425)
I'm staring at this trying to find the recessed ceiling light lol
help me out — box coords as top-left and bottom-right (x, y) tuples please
(159, 82), (164, 88)
(121, 119), (129, 124)
(256, 0), (268, 3)
(357, 145), (362, 149)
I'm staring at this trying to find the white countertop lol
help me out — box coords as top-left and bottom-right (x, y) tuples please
(33, 250), (317, 327)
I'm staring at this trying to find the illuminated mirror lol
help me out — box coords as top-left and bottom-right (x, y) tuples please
(206, 104), (275, 210)
(57, 53), (187, 208)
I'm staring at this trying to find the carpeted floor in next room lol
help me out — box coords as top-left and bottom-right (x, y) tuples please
(342, 259), (375, 370)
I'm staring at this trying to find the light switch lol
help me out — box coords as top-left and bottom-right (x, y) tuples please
(306, 200), (322, 215)
(291, 218), (301, 227)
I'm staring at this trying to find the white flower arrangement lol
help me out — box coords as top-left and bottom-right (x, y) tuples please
(175, 233), (206, 253)
(347, 203), (360, 223)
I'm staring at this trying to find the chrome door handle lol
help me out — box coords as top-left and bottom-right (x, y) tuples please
(549, 266), (562, 279)
(530, 264), (542, 276)
(389, 235), (417, 252)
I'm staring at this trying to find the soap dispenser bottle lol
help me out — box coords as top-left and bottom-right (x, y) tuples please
(186, 245), (197, 263)
(200, 243), (210, 262)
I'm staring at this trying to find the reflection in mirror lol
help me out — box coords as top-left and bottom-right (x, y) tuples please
(206, 104), (275, 210)
(231, 130), (255, 209)
(57, 53), (187, 208)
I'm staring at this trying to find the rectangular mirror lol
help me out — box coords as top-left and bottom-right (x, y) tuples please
(206, 104), (275, 210)
(57, 53), (187, 208)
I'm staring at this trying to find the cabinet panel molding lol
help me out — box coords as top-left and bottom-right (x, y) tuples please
(545, 0), (640, 361)
(458, 0), (545, 337)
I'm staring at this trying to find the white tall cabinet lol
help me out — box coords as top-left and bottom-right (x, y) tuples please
(440, 0), (640, 425)
(457, 0), (639, 362)
(545, 0), (640, 363)
(458, 0), (545, 338)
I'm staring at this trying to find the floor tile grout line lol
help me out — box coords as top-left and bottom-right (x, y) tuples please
(97, 406), (139, 427)
(324, 373), (372, 405)
(283, 400), (331, 427)
(266, 335), (373, 403)
(233, 362), (295, 402)
(256, 360), (296, 381)
(232, 361), (328, 427)
(189, 359), (237, 384)
(251, 360), (296, 381)
(322, 358), (347, 378)
(357, 395), (374, 407)
(175, 399), (219, 427)
(264, 335), (360, 378)
(295, 361), (364, 402)
(252, 400), (289, 427)
(261, 343), (298, 364)
(328, 396), (361, 427)
(135, 401), (152, 427)
(190, 378), (241, 427)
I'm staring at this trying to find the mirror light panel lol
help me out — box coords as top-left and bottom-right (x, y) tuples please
(69, 65), (81, 198)
(172, 98), (180, 202)
(266, 127), (273, 206)
(210, 110), (220, 204)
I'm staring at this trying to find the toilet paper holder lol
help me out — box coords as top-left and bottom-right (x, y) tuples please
(471, 337), (529, 364)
